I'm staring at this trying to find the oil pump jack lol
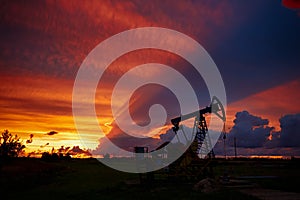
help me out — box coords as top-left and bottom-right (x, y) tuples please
(137, 96), (226, 182)
(166, 96), (226, 180)
(171, 96), (226, 157)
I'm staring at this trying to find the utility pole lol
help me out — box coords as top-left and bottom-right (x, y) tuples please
(222, 124), (226, 159)
(234, 137), (237, 158)
(223, 133), (227, 159)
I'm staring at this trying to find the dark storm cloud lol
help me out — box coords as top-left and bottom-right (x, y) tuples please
(278, 114), (300, 147)
(262, 114), (300, 148)
(214, 112), (300, 156)
(228, 111), (273, 148)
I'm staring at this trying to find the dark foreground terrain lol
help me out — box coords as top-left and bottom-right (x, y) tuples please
(0, 158), (299, 200)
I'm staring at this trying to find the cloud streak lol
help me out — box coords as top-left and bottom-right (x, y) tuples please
(46, 131), (58, 136)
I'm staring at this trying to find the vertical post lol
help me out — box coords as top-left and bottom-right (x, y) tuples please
(222, 124), (226, 159)
(223, 133), (226, 159)
(234, 137), (237, 158)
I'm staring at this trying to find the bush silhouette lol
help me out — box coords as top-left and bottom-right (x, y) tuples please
(0, 130), (25, 158)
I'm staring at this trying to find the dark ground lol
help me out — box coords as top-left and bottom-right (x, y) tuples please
(0, 157), (299, 200)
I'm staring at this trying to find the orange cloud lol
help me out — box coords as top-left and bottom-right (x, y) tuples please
(1, 1), (234, 73)
(0, 75), (77, 150)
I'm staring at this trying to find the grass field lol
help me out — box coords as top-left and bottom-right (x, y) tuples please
(0, 158), (299, 200)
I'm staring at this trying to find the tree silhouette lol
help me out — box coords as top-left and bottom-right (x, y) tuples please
(0, 130), (26, 158)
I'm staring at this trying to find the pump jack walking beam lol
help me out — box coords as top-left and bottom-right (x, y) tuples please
(171, 96), (226, 132)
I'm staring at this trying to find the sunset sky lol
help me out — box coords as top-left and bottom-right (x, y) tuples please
(0, 0), (299, 157)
